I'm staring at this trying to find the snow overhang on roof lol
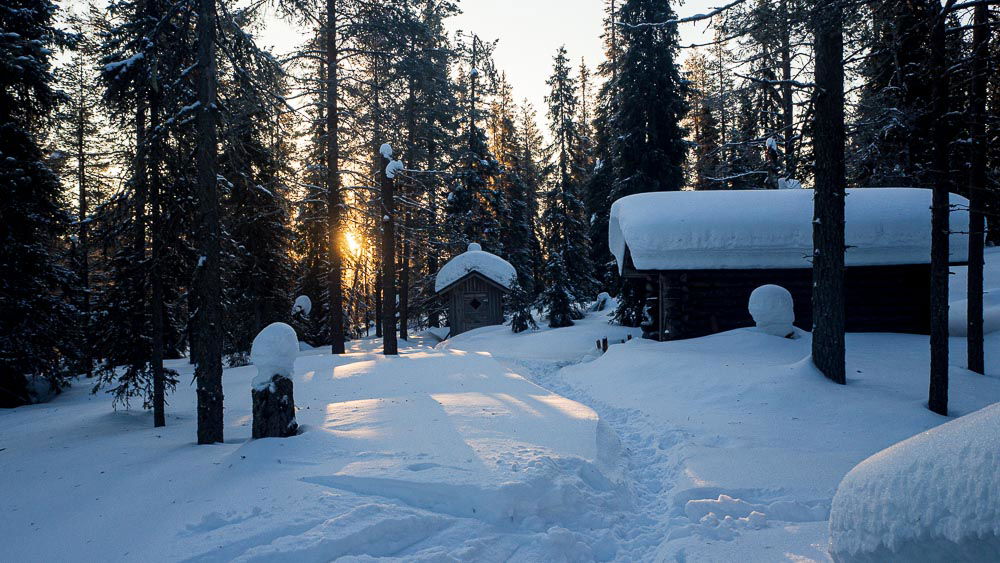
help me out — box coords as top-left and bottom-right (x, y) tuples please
(435, 243), (517, 293)
(609, 187), (972, 272)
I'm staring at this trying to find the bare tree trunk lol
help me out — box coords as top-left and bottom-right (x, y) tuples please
(966, 3), (988, 375)
(150, 88), (166, 428)
(381, 149), (398, 355)
(194, 0), (224, 443)
(811, 0), (846, 385)
(780, 2), (796, 179)
(426, 140), (440, 328)
(134, 97), (148, 368)
(928, 6), (952, 416)
(76, 88), (91, 378)
(326, 0), (345, 355)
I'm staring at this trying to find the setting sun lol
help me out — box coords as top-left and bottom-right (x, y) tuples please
(345, 231), (362, 257)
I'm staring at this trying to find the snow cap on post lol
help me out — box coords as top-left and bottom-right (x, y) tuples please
(379, 143), (393, 159)
(386, 159), (404, 179)
(291, 295), (312, 317)
(251, 322), (298, 386)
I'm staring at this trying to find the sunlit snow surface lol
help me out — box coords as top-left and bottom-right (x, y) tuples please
(2, 251), (999, 561)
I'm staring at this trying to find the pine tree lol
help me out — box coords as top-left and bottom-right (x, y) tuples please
(445, 33), (503, 253)
(0, 0), (76, 407)
(608, 0), (688, 325)
(541, 46), (596, 328)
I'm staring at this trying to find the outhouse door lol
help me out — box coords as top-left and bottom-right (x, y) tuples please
(462, 291), (492, 330)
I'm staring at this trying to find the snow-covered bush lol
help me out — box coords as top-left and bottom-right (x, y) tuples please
(748, 285), (794, 337)
(829, 403), (1000, 562)
(250, 322), (298, 383)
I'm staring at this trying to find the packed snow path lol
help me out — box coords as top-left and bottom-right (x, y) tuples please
(4, 251), (1000, 561)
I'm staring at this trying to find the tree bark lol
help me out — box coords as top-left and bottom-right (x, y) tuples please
(928, 7), (952, 416)
(194, 0), (224, 443)
(811, 0), (846, 384)
(76, 81), (91, 378)
(381, 150), (398, 355)
(133, 96), (148, 371)
(326, 0), (345, 355)
(780, 2), (796, 179)
(150, 85), (166, 428)
(966, 3), (987, 375)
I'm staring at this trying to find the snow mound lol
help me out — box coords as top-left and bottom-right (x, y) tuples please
(434, 242), (517, 293)
(748, 284), (795, 337)
(948, 289), (1000, 336)
(609, 188), (970, 271)
(292, 295), (312, 317)
(829, 402), (1000, 562)
(250, 322), (298, 388)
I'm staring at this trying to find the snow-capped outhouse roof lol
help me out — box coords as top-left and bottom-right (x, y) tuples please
(609, 187), (971, 272)
(435, 243), (517, 293)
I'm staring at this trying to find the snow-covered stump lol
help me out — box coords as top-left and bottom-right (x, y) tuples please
(250, 322), (299, 439)
(748, 284), (795, 338)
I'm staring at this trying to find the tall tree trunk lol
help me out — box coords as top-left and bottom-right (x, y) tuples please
(966, 3), (987, 375)
(399, 68), (417, 342)
(381, 149), (398, 355)
(928, 6), (952, 416)
(811, 0), (846, 384)
(426, 139), (440, 328)
(134, 96), (148, 368)
(150, 87), (166, 428)
(780, 3), (795, 179)
(194, 0), (224, 443)
(326, 0), (345, 354)
(77, 91), (91, 378)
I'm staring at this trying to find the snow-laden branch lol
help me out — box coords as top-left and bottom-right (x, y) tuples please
(618, 0), (749, 28)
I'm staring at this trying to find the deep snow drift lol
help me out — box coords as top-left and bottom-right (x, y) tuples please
(829, 402), (1000, 562)
(2, 250), (999, 562)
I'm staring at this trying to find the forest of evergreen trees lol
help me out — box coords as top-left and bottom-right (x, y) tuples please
(1, 0), (997, 434)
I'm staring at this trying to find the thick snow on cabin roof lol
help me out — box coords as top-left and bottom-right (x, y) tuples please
(609, 187), (971, 271)
(435, 242), (517, 293)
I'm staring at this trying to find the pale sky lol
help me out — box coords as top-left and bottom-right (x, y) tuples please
(258, 0), (719, 121)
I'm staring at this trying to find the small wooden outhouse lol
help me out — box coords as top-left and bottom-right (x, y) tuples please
(435, 243), (517, 337)
(609, 188), (971, 341)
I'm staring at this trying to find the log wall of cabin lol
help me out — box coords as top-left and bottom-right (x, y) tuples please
(653, 264), (933, 341)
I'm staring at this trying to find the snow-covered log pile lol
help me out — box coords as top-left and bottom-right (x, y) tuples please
(609, 188), (971, 271)
(829, 402), (1000, 562)
(250, 322), (299, 439)
(434, 242), (517, 293)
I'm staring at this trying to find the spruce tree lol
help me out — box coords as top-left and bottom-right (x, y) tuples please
(541, 47), (595, 328)
(608, 0), (688, 325)
(0, 0), (76, 407)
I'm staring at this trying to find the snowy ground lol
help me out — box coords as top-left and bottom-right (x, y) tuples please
(3, 249), (1000, 561)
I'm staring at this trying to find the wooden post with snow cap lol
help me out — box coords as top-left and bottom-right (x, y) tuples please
(380, 143), (401, 355)
(250, 323), (299, 439)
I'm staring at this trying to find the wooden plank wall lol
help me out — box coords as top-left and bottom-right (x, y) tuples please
(445, 274), (505, 336)
(655, 264), (933, 340)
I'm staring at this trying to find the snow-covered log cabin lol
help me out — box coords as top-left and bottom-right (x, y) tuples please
(435, 243), (517, 336)
(609, 188), (971, 341)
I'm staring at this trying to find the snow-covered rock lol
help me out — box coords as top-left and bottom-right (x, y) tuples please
(829, 402), (1000, 562)
(250, 322), (298, 388)
(609, 188), (970, 271)
(292, 295), (312, 317)
(748, 284), (795, 337)
(434, 242), (517, 293)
